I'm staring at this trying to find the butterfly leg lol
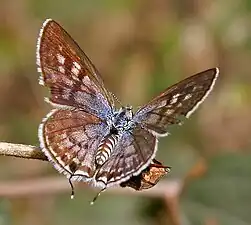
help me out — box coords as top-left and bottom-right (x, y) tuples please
(68, 174), (75, 199)
(90, 188), (106, 205)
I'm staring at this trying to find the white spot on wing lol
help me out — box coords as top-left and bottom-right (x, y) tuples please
(71, 66), (79, 76)
(173, 93), (181, 99)
(73, 61), (81, 70)
(184, 93), (192, 100)
(170, 95), (178, 104)
(58, 65), (65, 74)
(56, 54), (65, 65)
(71, 61), (82, 77)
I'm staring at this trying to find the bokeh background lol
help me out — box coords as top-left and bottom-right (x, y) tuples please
(0, 0), (251, 225)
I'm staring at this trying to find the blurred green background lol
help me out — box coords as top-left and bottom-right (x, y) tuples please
(1, 0), (251, 225)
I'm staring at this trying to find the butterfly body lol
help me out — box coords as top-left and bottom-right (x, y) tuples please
(37, 19), (219, 193)
(95, 106), (133, 166)
(96, 134), (119, 166)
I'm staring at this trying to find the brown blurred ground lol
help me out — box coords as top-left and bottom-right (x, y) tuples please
(0, 0), (251, 225)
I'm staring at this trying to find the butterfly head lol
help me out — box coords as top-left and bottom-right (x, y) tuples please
(119, 105), (133, 120)
(112, 106), (133, 132)
(124, 105), (133, 118)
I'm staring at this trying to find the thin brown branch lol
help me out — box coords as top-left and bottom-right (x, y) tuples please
(0, 142), (47, 161)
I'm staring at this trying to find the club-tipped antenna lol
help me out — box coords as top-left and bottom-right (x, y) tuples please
(110, 91), (123, 108)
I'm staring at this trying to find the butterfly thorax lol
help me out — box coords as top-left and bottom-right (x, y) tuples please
(112, 106), (133, 132)
(95, 106), (133, 166)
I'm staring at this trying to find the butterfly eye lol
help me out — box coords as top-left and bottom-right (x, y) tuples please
(125, 106), (133, 119)
(126, 105), (132, 110)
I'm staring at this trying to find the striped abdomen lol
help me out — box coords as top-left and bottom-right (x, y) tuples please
(95, 134), (119, 166)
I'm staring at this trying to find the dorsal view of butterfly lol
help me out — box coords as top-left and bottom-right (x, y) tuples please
(36, 19), (219, 204)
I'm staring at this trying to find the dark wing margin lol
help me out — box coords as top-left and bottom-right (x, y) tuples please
(133, 68), (219, 136)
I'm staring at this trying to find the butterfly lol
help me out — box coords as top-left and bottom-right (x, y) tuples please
(36, 19), (219, 203)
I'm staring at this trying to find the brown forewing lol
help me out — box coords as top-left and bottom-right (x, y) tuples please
(37, 19), (114, 108)
(134, 68), (219, 135)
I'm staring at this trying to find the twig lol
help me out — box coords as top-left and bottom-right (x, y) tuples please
(0, 142), (47, 161)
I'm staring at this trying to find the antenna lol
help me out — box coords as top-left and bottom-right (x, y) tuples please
(110, 91), (123, 108)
